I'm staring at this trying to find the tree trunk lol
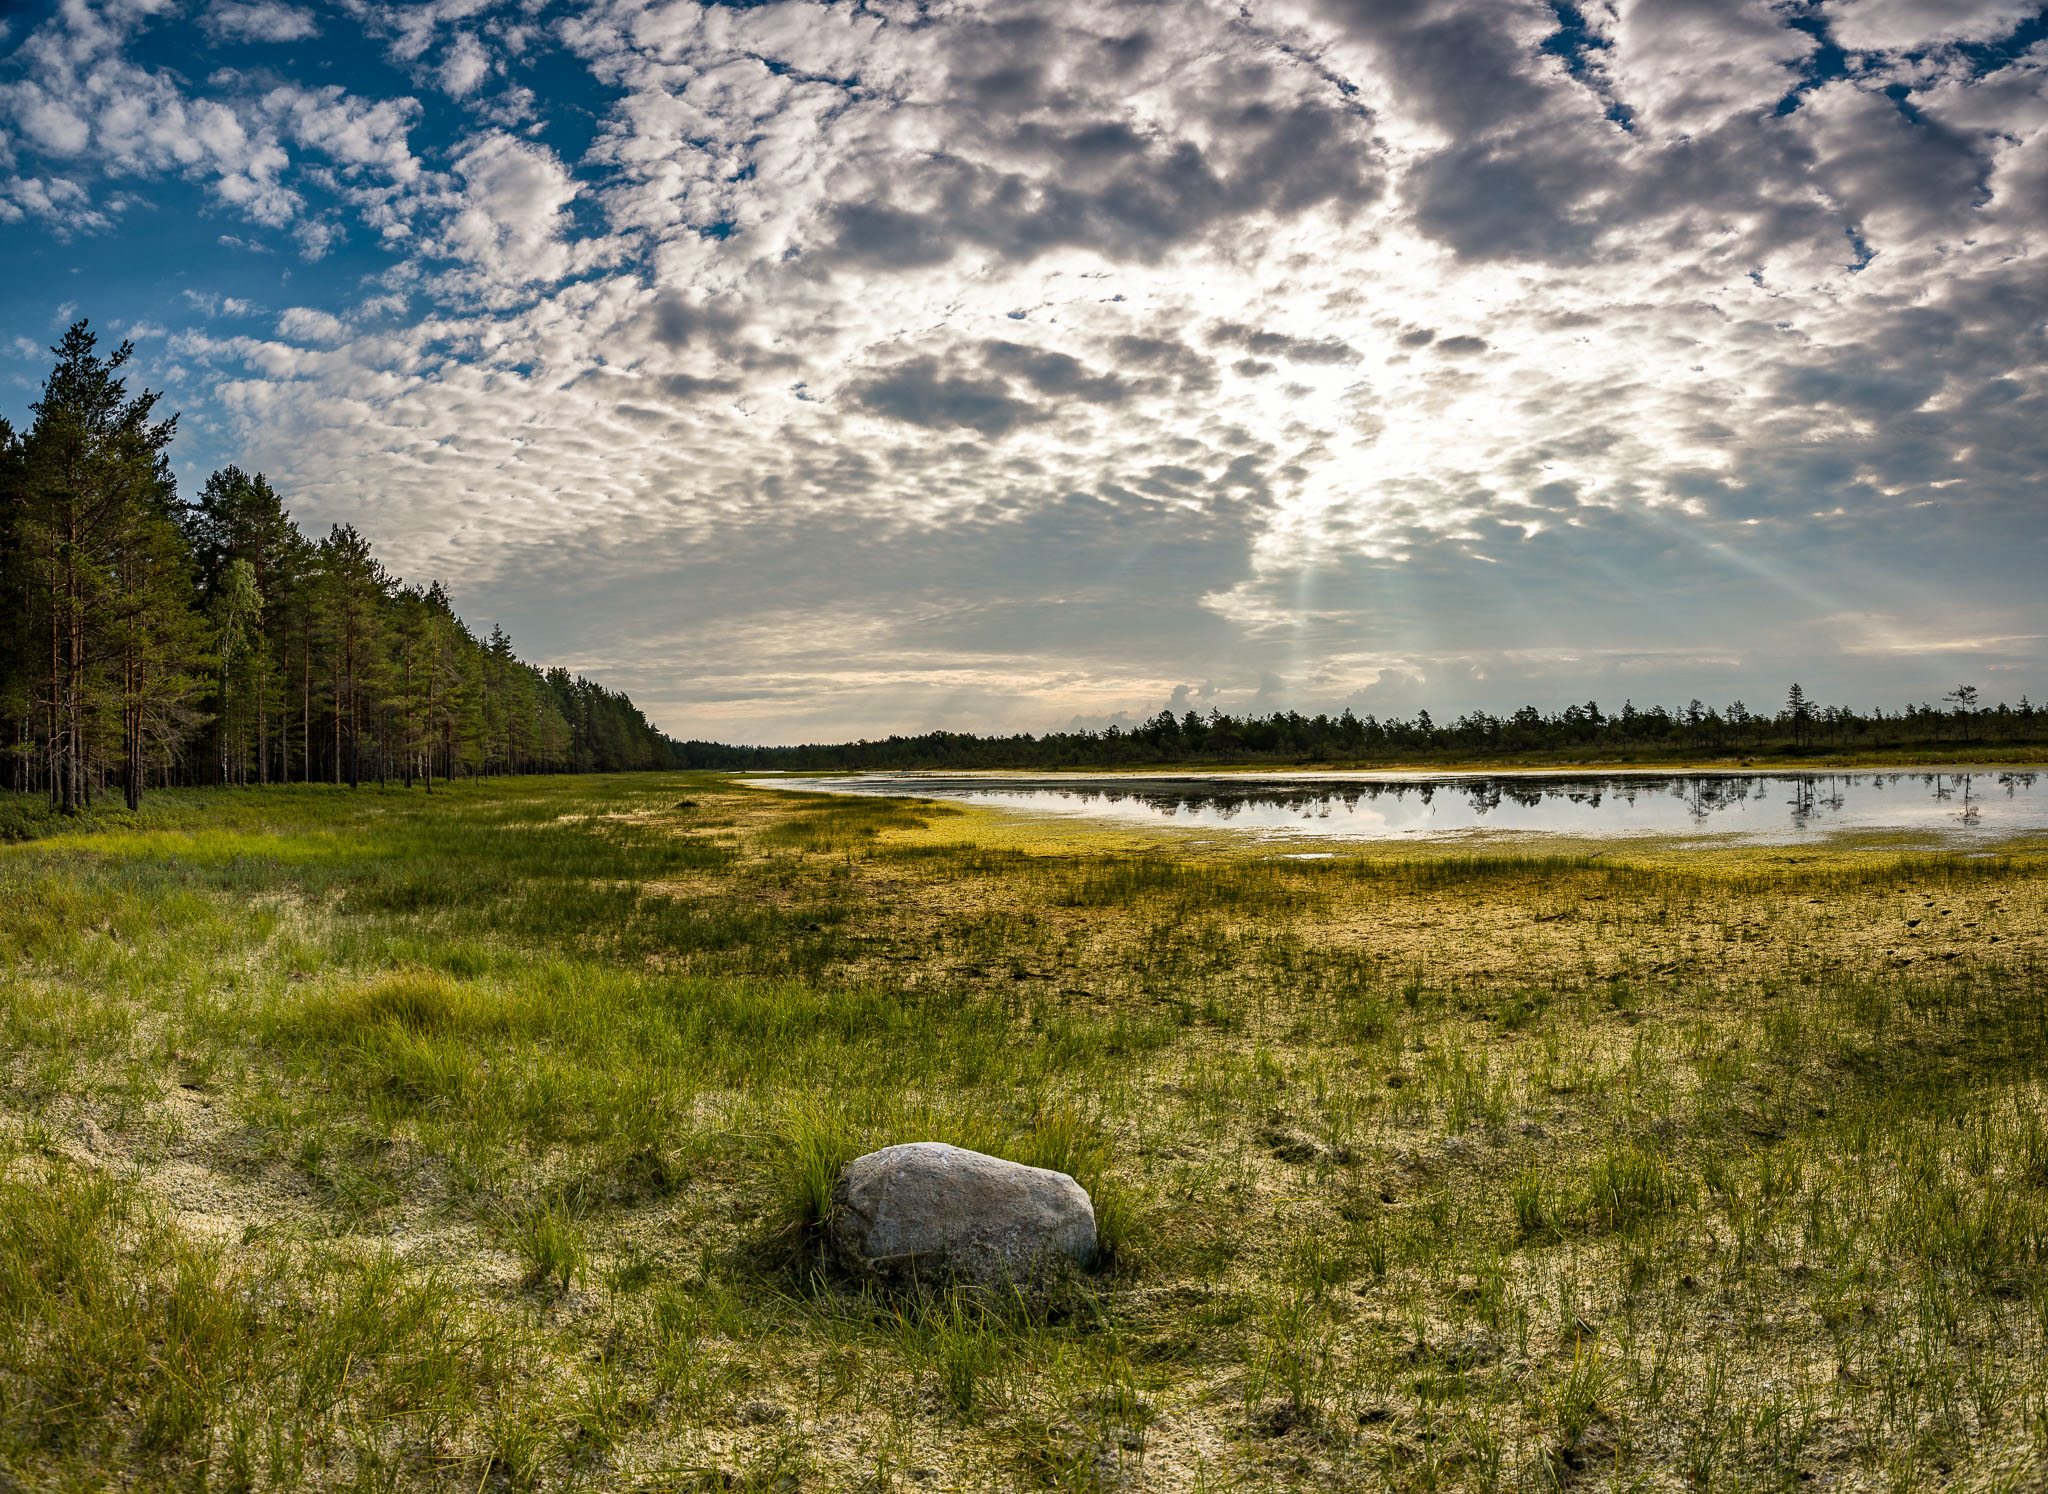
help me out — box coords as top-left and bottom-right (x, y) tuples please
(61, 545), (80, 815)
(403, 649), (414, 788)
(48, 568), (65, 812)
(302, 624), (312, 785)
(124, 655), (142, 812)
(348, 667), (360, 790)
(257, 652), (269, 786)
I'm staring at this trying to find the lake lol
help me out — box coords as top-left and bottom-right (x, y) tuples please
(758, 769), (2048, 845)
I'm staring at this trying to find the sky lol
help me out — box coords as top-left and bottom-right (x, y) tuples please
(2, 0), (2046, 745)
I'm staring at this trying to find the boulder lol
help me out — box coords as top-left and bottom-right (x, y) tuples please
(830, 1142), (1098, 1286)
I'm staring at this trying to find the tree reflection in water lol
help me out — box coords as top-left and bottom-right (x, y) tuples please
(770, 770), (2048, 843)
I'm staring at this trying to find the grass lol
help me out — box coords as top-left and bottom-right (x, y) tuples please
(0, 773), (2046, 1489)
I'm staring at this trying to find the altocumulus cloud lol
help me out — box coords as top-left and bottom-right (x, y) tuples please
(1, 0), (2045, 742)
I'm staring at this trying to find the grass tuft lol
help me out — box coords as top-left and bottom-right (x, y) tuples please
(768, 1103), (861, 1248)
(500, 1196), (587, 1293)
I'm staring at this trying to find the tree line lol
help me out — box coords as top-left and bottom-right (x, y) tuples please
(676, 683), (2044, 771)
(1, 322), (671, 810)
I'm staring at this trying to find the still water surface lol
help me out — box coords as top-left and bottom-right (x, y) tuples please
(761, 770), (2048, 845)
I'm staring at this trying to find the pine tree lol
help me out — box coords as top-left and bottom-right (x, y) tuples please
(0, 415), (28, 791)
(1785, 683), (1812, 748)
(211, 559), (263, 784)
(185, 466), (300, 783)
(314, 525), (390, 789)
(107, 467), (206, 807)
(14, 323), (194, 810)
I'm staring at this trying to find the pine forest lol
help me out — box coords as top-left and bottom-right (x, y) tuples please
(0, 323), (672, 812)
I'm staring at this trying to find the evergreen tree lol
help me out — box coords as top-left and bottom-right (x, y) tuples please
(10, 322), (193, 810)
(185, 466), (298, 783)
(0, 414), (28, 790)
(210, 559), (263, 784)
(108, 468), (207, 807)
(314, 525), (390, 789)
(1785, 683), (1812, 748)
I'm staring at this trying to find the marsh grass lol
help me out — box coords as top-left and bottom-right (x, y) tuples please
(2, 774), (2047, 1488)
(500, 1195), (589, 1292)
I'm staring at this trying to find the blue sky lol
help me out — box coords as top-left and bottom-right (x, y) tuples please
(3, 0), (2046, 744)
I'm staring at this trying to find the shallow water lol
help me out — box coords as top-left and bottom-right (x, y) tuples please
(760, 769), (2048, 845)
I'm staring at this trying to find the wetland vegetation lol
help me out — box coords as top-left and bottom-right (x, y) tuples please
(3, 774), (2048, 1490)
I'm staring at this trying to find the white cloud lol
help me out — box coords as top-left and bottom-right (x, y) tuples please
(189, 293), (264, 320)
(1606, 0), (1813, 134)
(1820, 0), (2039, 54)
(275, 305), (347, 343)
(0, 173), (108, 232)
(437, 32), (491, 98)
(293, 217), (337, 257)
(201, 1), (318, 44)
(9, 86), (91, 154)
(262, 83), (420, 180)
(426, 131), (583, 294)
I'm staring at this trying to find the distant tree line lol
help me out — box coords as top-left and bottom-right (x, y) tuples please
(0, 322), (671, 809)
(675, 683), (2044, 771)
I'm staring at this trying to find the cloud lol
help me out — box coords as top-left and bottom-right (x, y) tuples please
(0, 173), (108, 232)
(424, 132), (582, 295)
(201, 1), (317, 44)
(1208, 323), (1361, 365)
(1605, 0), (1814, 133)
(0, 4), (423, 247)
(262, 84), (420, 180)
(3, 0), (2041, 740)
(276, 305), (346, 343)
(820, 94), (1384, 272)
(437, 32), (490, 98)
(8, 86), (90, 154)
(1819, 0), (2041, 54)
(846, 355), (1045, 438)
(0, 4), (301, 224)
(293, 217), (337, 258)
(183, 290), (257, 316)
(979, 340), (1131, 404)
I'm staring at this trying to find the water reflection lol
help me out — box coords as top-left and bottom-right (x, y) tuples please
(762, 771), (2047, 844)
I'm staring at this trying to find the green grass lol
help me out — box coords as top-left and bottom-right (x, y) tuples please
(1, 773), (2046, 1489)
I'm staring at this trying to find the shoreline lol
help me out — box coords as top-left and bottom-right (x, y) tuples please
(749, 760), (2044, 785)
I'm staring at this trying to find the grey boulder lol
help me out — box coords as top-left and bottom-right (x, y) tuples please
(830, 1142), (1098, 1285)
